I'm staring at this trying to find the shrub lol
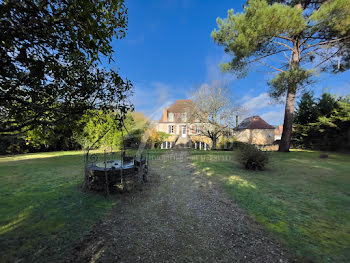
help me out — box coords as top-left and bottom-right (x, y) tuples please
(218, 136), (237, 150)
(319, 153), (328, 158)
(232, 141), (250, 149)
(236, 144), (269, 170)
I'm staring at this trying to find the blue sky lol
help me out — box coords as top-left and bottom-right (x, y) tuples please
(110, 0), (350, 125)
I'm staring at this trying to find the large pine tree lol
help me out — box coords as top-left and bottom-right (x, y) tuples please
(212, 0), (350, 151)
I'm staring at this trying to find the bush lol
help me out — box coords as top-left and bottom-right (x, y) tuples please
(319, 153), (328, 158)
(236, 144), (269, 170)
(218, 137), (236, 150)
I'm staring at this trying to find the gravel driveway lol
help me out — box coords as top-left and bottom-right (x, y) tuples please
(64, 150), (295, 262)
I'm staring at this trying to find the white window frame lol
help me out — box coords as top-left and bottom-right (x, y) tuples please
(195, 125), (200, 134)
(169, 125), (174, 134)
(181, 113), (187, 122)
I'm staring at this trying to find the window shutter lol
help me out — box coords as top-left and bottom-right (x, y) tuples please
(174, 125), (176, 134)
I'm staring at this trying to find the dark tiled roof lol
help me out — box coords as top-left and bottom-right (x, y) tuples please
(167, 99), (196, 113)
(238, 116), (275, 129)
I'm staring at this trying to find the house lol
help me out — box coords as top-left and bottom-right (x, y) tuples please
(154, 100), (276, 148)
(234, 116), (275, 145)
(154, 99), (211, 149)
(274, 125), (283, 141)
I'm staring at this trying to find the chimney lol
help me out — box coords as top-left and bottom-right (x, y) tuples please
(236, 115), (239, 129)
(162, 108), (168, 122)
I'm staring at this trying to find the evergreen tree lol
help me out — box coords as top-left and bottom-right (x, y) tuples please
(294, 92), (318, 125)
(293, 92), (350, 150)
(317, 93), (338, 117)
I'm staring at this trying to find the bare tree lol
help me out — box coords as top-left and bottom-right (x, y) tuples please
(190, 81), (240, 150)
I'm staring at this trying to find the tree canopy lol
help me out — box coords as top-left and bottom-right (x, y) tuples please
(211, 0), (350, 151)
(191, 82), (240, 149)
(294, 92), (350, 150)
(0, 0), (133, 134)
(294, 92), (318, 125)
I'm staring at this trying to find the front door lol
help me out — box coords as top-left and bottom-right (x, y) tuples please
(181, 125), (187, 137)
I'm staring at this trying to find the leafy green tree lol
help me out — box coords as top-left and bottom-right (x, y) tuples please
(75, 111), (131, 150)
(26, 117), (82, 151)
(74, 111), (151, 150)
(146, 129), (170, 149)
(211, 0), (350, 152)
(0, 0), (133, 134)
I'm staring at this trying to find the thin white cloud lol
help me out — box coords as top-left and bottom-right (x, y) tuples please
(132, 81), (187, 120)
(238, 92), (285, 125)
(260, 110), (284, 125)
(151, 81), (172, 105)
(242, 93), (272, 113)
(205, 52), (236, 83)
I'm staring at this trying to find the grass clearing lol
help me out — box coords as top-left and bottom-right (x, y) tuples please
(191, 149), (350, 263)
(0, 149), (162, 262)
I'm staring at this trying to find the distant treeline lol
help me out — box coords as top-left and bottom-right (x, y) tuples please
(0, 111), (148, 155)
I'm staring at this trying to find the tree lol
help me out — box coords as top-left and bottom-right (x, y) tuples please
(191, 82), (239, 150)
(26, 116), (82, 151)
(293, 92), (350, 150)
(74, 110), (135, 150)
(317, 92), (338, 117)
(146, 129), (169, 149)
(0, 0), (133, 134)
(211, 0), (350, 152)
(294, 92), (318, 125)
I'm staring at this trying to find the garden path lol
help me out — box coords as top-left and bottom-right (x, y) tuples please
(64, 150), (293, 262)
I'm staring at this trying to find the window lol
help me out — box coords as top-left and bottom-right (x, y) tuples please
(168, 112), (174, 122)
(223, 131), (231, 137)
(161, 141), (172, 149)
(181, 113), (187, 122)
(169, 125), (174, 134)
(195, 125), (200, 134)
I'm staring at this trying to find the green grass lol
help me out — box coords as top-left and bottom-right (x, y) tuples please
(0, 149), (162, 263)
(191, 149), (350, 263)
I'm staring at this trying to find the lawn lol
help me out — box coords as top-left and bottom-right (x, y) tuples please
(0, 149), (162, 263)
(191, 150), (350, 263)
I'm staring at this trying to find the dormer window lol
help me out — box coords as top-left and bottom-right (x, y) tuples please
(181, 113), (187, 122)
(168, 112), (174, 122)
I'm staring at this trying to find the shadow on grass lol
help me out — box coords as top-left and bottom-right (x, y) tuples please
(191, 150), (350, 263)
(0, 182), (116, 262)
(0, 153), (116, 263)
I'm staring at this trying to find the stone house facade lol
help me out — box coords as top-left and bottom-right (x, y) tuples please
(154, 100), (211, 149)
(234, 116), (275, 145)
(154, 100), (276, 148)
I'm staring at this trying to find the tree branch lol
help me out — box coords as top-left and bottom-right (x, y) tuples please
(276, 35), (294, 42)
(301, 46), (323, 60)
(272, 41), (293, 51)
(304, 36), (350, 50)
(252, 60), (286, 73)
(313, 47), (343, 70)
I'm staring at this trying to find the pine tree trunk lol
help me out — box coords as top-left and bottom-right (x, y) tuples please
(279, 88), (296, 152)
(279, 36), (301, 152)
